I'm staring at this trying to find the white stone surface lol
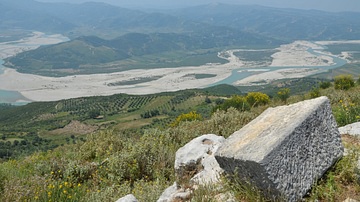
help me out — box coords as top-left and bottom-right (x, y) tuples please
(115, 194), (138, 202)
(339, 122), (360, 136)
(175, 134), (225, 184)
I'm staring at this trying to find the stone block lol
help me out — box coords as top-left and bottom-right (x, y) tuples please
(215, 96), (343, 201)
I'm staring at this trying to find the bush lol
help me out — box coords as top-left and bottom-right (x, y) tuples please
(309, 87), (321, 98)
(277, 88), (290, 103)
(170, 111), (202, 127)
(214, 95), (250, 112)
(319, 81), (332, 89)
(246, 92), (270, 107)
(334, 74), (355, 90)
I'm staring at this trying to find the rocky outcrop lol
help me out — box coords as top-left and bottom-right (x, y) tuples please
(158, 134), (225, 202)
(175, 134), (225, 184)
(115, 194), (138, 202)
(339, 122), (360, 136)
(215, 96), (344, 201)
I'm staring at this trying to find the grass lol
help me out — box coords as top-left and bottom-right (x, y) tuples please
(2, 78), (360, 201)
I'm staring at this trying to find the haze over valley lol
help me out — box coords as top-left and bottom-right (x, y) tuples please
(2, 1), (360, 201)
(1, 0), (360, 103)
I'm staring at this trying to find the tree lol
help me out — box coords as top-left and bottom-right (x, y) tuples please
(204, 97), (212, 104)
(88, 109), (100, 119)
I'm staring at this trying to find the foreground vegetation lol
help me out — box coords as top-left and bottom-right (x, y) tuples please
(1, 76), (360, 201)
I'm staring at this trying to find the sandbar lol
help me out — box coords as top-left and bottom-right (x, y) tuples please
(0, 38), (350, 102)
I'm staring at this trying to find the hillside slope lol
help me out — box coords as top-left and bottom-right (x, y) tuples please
(1, 80), (360, 201)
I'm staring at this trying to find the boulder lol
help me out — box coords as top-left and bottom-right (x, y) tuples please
(115, 194), (138, 202)
(175, 134), (225, 184)
(339, 122), (360, 136)
(158, 134), (225, 202)
(215, 96), (344, 201)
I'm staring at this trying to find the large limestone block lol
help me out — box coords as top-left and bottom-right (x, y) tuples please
(215, 96), (343, 201)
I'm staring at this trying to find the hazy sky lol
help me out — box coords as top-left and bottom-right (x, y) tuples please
(38, 0), (360, 12)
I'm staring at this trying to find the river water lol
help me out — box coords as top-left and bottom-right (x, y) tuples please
(210, 47), (347, 86)
(0, 33), (69, 104)
(0, 59), (29, 104)
(0, 39), (349, 104)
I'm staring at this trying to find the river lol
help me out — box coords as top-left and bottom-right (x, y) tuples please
(0, 59), (29, 104)
(0, 32), (69, 104)
(210, 46), (347, 86)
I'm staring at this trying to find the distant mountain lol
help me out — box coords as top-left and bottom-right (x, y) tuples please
(0, 0), (205, 38)
(172, 3), (360, 40)
(0, 0), (75, 32)
(1, 1), (359, 40)
(2, 1), (360, 76)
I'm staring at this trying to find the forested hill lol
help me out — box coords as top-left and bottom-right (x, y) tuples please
(4, 30), (279, 76)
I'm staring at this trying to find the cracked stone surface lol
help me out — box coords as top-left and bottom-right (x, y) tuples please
(215, 96), (344, 201)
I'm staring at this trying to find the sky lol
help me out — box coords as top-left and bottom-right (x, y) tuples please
(38, 0), (360, 12)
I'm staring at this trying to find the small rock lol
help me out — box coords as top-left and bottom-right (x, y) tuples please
(344, 198), (359, 202)
(115, 194), (138, 202)
(157, 182), (192, 202)
(339, 122), (360, 136)
(157, 182), (178, 202)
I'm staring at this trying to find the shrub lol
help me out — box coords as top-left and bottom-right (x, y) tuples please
(309, 87), (321, 98)
(319, 81), (331, 89)
(333, 99), (360, 127)
(334, 74), (355, 90)
(170, 111), (202, 127)
(88, 109), (101, 119)
(246, 92), (270, 107)
(214, 95), (250, 112)
(277, 88), (290, 103)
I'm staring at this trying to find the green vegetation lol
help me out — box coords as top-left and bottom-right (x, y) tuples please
(0, 85), (241, 159)
(213, 95), (250, 112)
(5, 31), (272, 76)
(334, 74), (355, 90)
(245, 92), (270, 107)
(1, 77), (360, 201)
(107, 76), (162, 86)
(184, 74), (217, 79)
(170, 111), (202, 127)
(277, 88), (291, 103)
(319, 81), (332, 89)
(233, 49), (278, 66)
